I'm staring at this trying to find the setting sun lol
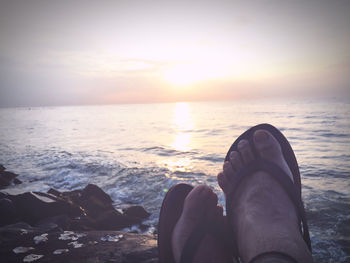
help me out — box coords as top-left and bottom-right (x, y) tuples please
(163, 58), (233, 86)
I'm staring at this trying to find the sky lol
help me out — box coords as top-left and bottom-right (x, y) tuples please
(0, 0), (350, 107)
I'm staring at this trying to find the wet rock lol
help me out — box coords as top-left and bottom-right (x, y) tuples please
(0, 166), (21, 188)
(79, 184), (114, 217)
(139, 224), (150, 232)
(60, 189), (82, 205)
(0, 179), (157, 262)
(82, 184), (113, 205)
(13, 178), (22, 184)
(47, 188), (62, 197)
(9, 192), (83, 225)
(123, 206), (151, 220)
(94, 210), (140, 230)
(1, 184), (150, 234)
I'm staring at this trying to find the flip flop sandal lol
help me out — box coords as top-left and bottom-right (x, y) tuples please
(224, 123), (312, 261)
(158, 183), (232, 263)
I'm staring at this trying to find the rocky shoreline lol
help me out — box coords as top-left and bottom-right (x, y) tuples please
(0, 165), (158, 262)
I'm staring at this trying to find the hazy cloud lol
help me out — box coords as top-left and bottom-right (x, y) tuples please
(1, 0), (350, 107)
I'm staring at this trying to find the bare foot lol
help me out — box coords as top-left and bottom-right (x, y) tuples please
(217, 130), (313, 263)
(172, 185), (232, 263)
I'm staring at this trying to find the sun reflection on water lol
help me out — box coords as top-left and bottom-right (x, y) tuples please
(171, 102), (194, 151)
(160, 102), (195, 175)
(163, 158), (192, 173)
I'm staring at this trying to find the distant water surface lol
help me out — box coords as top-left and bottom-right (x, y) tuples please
(0, 99), (349, 262)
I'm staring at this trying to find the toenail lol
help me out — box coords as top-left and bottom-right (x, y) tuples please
(238, 140), (247, 149)
(255, 130), (269, 142)
(230, 151), (238, 160)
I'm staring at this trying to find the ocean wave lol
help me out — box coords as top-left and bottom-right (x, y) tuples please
(279, 127), (302, 132)
(140, 146), (197, 156)
(320, 133), (349, 138)
(195, 154), (223, 163)
(119, 146), (197, 156)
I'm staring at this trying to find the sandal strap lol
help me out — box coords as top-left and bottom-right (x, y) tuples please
(180, 219), (208, 263)
(180, 216), (232, 263)
(249, 251), (298, 263)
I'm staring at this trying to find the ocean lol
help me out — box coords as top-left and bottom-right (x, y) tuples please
(0, 99), (349, 262)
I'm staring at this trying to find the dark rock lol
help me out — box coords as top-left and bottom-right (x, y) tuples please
(123, 206), (151, 219)
(34, 191), (60, 201)
(0, 171), (19, 188)
(82, 184), (113, 205)
(139, 224), (150, 232)
(73, 184), (115, 218)
(13, 178), (22, 184)
(60, 189), (83, 205)
(0, 192), (8, 199)
(83, 184), (113, 205)
(94, 209), (140, 230)
(9, 192), (84, 225)
(0, 165), (21, 188)
(1, 184), (149, 234)
(48, 188), (62, 197)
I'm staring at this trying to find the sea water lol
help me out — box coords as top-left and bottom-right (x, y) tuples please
(0, 99), (349, 262)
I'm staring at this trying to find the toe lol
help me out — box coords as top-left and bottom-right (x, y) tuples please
(183, 185), (217, 217)
(237, 139), (254, 164)
(253, 129), (294, 182)
(223, 161), (234, 178)
(172, 185), (218, 263)
(253, 129), (282, 158)
(229, 151), (243, 171)
(217, 172), (229, 192)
